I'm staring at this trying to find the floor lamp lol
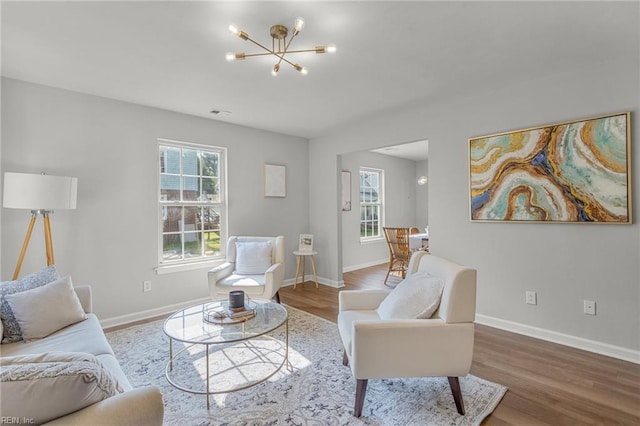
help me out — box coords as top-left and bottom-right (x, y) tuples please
(3, 172), (78, 280)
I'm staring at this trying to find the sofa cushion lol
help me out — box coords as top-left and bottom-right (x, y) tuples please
(235, 240), (273, 275)
(376, 273), (445, 320)
(1, 314), (115, 359)
(1, 265), (59, 343)
(5, 276), (87, 341)
(0, 352), (123, 424)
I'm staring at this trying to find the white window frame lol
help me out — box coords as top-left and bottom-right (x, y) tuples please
(156, 139), (227, 273)
(359, 167), (384, 243)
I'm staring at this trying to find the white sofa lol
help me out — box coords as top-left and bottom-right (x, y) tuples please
(338, 251), (477, 417)
(0, 285), (164, 425)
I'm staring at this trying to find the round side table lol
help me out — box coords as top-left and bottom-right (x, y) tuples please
(293, 250), (318, 289)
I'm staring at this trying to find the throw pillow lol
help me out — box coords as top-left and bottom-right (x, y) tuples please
(5, 276), (87, 341)
(235, 240), (273, 275)
(0, 352), (123, 424)
(377, 272), (445, 320)
(0, 265), (59, 343)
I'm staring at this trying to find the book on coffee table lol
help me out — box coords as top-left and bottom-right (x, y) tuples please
(203, 301), (256, 323)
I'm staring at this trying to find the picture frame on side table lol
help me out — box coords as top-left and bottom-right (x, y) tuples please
(469, 112), (631, 223)
(264, 164), (286, 198)
(298, 234), (314, 252)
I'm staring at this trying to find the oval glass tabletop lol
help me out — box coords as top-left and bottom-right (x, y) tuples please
(163, 299), (287, 345)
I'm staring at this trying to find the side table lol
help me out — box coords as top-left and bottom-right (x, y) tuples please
(293, 250), (318, 289)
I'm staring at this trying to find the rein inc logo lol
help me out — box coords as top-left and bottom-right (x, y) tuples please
(1, 418), (35, 424)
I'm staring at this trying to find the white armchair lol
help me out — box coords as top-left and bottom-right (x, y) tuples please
(337, 251), (477, 417)
(208, 236), (285, 303)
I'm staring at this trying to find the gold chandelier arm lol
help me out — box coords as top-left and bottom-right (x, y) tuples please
(280, 48), (327, 54)
(243, 48), (321, 57)
(242, 38), (299, 69)
(245, 37), (276, 56)
(274, 31), (298, 69)
(243, 50), (298, 69)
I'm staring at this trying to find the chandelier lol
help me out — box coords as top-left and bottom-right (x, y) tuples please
(225, 17), (336, 76)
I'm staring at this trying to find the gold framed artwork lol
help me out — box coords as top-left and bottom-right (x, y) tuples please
(264, 164), (286, 197)
(469, 112), (631, 223)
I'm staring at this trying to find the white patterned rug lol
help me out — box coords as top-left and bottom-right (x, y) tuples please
(107, 306), (506, 425)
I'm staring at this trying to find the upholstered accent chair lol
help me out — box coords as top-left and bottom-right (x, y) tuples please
(208, 236), (285, 303)
(337, 251), (477, 417)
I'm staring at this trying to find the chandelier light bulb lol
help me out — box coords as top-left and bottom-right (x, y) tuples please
(300, 67), (308, 75)
(294, 17), (305, 32)
(225, 52), (236, 62)
(228, 24), (239, 35)
(326, 44), (337, 53)
(272, 64), (280, 76)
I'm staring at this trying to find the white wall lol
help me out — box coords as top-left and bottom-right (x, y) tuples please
(1, 78), (310, 321)
(341, 150), (419, 271)
(415, 159), (428, 230)
(310, 58), (639, 357)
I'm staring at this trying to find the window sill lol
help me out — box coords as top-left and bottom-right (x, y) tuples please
(360, 237), (385, 245)
(155, 259), (225, 275)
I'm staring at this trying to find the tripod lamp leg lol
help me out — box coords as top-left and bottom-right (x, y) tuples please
(43, 212), (55, 266)
(12, 213), (37, 280)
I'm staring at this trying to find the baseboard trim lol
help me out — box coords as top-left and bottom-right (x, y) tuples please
(343, 258), (388, 273)
(475, 314), (640, 364)
(101, 297), (211, 329)
(105, 276), (339, 327)
(101, 277), (345, 328)
(282, 277), (344, 288)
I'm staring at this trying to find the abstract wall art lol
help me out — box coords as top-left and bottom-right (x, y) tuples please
(469, 112), (631, 223)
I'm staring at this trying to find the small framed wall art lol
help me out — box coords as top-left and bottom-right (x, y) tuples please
(469, 112), (631, 223)
(264, 164), (286, 197)
(341, 171), (351, 211)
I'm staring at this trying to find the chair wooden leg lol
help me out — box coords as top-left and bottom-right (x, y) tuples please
(383, 267), (392, 286)
(274, 291), (281, 304)
(448, 376), (465, 415)
(342, 349), (349, 366)
(354, 379), (368, 417)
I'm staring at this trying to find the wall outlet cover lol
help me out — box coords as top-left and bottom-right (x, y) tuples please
(584, 300), (596, 315)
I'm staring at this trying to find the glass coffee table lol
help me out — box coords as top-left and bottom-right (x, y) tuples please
(163, 299), (288, 409)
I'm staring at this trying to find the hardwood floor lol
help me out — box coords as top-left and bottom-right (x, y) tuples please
(279, 263), (640, 425)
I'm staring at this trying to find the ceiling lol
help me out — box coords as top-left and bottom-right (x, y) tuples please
(370, 140), (428, 162)
(1, 1), (637, 140)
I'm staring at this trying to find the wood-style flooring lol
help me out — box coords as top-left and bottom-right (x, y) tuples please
(279, 263), (640, 425)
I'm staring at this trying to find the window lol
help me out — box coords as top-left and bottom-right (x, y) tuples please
(360, 167), (383, 240)
(158, 140), (226, 267)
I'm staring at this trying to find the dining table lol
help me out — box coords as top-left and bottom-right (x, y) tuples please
(409, 232), (429, 251)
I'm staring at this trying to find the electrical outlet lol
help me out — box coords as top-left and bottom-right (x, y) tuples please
(525, 290), (537, 305)
(584, 300), (596, 315)
(143, 280), (152, 292)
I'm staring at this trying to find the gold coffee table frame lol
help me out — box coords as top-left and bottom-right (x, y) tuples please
(163, 300), (289, 409)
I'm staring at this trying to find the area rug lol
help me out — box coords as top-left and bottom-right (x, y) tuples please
(107, 306), (506, 425)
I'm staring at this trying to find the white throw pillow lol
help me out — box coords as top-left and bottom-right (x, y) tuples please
(0, 265), (60, 343)
(0, 352), (123, 424)
(235, 240), (273, 275)
(5, 276), (87, 341)
(377, 273), (445, 320)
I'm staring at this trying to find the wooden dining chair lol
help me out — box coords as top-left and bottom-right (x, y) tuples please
(382, 227), (412, 286)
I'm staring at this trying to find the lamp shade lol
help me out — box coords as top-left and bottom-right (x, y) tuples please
(3, 172), (78, 210)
